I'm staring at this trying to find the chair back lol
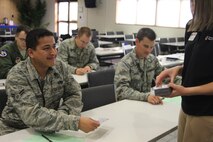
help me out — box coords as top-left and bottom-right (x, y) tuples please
(116, 31), (124, 35)
(124, 34), (134, 40)
(87, 68), (115, 87)
(159, 38), (169, 54)
(82, 84), (116, 111)
(60, 34), (72, 41)
(106, 31), (114, 35)
(168, 37), (176, 43)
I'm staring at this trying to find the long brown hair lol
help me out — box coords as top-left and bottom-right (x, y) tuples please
(189, 0), (213, 31)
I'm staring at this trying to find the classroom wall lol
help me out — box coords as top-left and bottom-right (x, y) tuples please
(0, 0), (187, 37)
(77, 0), (186, 38)
(0, 0), (18, 25)
(42, 0), (56, 32)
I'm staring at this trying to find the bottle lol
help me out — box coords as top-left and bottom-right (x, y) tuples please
(3, 17), (8, 25)
(9, 15), (14, 25)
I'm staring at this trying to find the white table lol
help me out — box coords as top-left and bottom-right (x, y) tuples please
(72, 74), (88, 85)
(158, 53), (184, 68)
(97, 35), (124, 39)
(0, 100), (180, 142)
(160, 42), (184, 47)
(95, 47), (124, 56)
(98, 40), (113, 46)
(0, 34), (15, 38)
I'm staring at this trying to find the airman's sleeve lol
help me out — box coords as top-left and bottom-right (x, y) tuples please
(86, 46), (99, 70)
(0, 49), (14, 79)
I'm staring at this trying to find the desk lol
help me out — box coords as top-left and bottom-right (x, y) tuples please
(98, 40), (113, 47)
(0, 34), (15, 38)
(0, 100), (180, 142)
(160, 42), (184, 47)
(97, 35), (124, 39)
(97, 35), (124, 43)
(158, 53), (184, 68)
(72, 74), (88, 85)
(95, 47), (124, 65)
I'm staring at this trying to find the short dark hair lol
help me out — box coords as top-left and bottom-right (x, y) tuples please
(77, 27), (91, 37)
(136, 28), (156, 41)
(26, 28), (54, 50)
(16, 25), (31, 35)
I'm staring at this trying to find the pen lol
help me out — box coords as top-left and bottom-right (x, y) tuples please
(41, 134), (53, 142)
(161, 97), (165, 100)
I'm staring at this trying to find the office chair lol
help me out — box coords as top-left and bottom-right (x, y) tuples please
(72, 29), (78, 37)
(151, 43), (160, 56)
(82, 84), (116, 111)
(159, 38), (169, 55)
(106, 31), (115, 35)
(0, 90), (7, 116)
(87, 68), (115, 87)
(177, 37), (185, 52)
(124, 34), (134, 40)
(60, 34), (72, 41)
(168, 37), (178, 53)
(177, 37), (184, 42)
(116, 31), (124, 35)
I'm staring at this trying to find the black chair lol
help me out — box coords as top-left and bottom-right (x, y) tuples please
(0, 90), (7, 116)
(177, 37), (185, 52)
(91, 30), (99, 48)
(159, 38), (169, 55)
(151, 43), (160, 56)
(124, 34), (134, 40)
(82, 84), (116, 111)
(116, 31), (124, 35)
(72, 29), (78, 36)
(87, 68), (115, 87)
(168, 37), (178, 53)
(60, 34), (72, 41)
(106, 31), (114, 35)
(177, 37), (184, 42)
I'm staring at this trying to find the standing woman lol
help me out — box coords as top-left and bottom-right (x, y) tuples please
(156, 0), (213, 142)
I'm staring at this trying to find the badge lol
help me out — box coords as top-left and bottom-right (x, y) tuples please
(15, 57), (21, 63)
(188, 32), (197, 41)
(0, 50), (7, 57)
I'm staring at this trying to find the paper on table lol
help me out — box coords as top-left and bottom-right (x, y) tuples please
(23, 132), (84, 142)
(98, 117), (109, 124)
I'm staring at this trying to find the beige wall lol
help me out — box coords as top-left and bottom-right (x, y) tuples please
(0, 0), (19, 24)
(0, 0), (187, 37)
(77, 0), (186, 38)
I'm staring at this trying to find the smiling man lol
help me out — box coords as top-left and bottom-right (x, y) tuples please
(114, 28), (165, 105)
(0, 25), (30, 79)
(57, 27), (99, 75)
(0, 28), (100, 136)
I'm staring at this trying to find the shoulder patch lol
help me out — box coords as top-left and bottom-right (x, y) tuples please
(0, 50), (7, 57)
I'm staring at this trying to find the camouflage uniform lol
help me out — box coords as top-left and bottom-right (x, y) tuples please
(0, 58), (82, 136)
(57, 38), (99, 73)
(0, 42), (27, 79)
(114, 49), (164, 101)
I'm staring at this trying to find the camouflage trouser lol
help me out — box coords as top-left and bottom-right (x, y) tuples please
(0, 118), (20, 136)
